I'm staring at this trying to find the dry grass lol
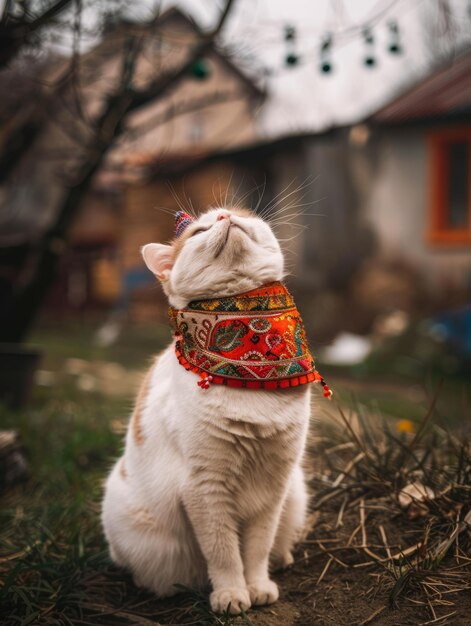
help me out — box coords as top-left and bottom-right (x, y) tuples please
(303, 391), (471, 625)
(0, 384), (469, 625)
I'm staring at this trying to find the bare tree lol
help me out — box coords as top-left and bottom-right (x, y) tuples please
(0, 0), (75, 69)
(0, 0), (235, 342)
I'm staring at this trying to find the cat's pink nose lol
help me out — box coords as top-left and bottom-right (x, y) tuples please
(217, 213), (230, 221)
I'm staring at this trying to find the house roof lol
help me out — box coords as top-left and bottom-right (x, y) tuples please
(371, 48), (471, 124)
(94, 6), (263, 102)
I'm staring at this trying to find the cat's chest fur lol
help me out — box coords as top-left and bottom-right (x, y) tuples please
(133, 345), (310, 516)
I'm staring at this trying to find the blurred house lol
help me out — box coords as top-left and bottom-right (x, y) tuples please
(0, 8), (264, 322)
(362, 49), (471, 300)
(2, 4), (469, 337)
(120, 48), (471, 335)
(103, 8), (264, 321)
(278, 48), (471, 334)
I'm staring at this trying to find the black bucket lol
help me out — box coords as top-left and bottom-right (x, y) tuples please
(0, 344), (41, 409)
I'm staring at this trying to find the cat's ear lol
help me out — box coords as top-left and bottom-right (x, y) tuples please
(141, 243), (174, 281)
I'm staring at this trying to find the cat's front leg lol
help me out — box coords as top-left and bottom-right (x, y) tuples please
(183, 487), (251, 615)
(242, 506), (282, 606)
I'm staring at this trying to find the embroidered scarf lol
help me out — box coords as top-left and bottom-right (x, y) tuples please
(168, 282), (332, 396)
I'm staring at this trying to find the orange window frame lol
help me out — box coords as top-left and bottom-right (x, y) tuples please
(427, 127), (471, 245)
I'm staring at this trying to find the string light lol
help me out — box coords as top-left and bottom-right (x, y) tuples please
(387, 20), (402, 54)
(276, 17), (406, 76)
(284, 24), (300, 67)
(320, 33), (333, 73)
(191, 59), (211, 79)
(362, 27), (376, 67)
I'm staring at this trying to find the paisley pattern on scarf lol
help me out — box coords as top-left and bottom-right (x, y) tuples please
(169, 282), (332, 394)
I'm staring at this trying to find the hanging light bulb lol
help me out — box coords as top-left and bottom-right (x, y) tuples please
(285, 25), (296, 41)
(320, 33), (333, 74)
(284, 24), (300, 66)
(191, 59), (211, 80)
(362, 27), (376, 67)
(387, 20), (402, 54)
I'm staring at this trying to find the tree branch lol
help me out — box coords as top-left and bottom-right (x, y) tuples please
(0, 0), (74, 69)
(29, 0), (73, 30)
(128, 0), (234, 112)
(0, 0), (236, 342)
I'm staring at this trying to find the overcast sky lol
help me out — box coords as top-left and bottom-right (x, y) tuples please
(21, 0), (469, 137)
(123, 0), (470, 136)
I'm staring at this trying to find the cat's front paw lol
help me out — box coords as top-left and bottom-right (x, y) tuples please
(247, 579), (279, 606)
(210, 587), (251, 615)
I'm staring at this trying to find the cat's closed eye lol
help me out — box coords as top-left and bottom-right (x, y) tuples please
(190, 227), (209, 237)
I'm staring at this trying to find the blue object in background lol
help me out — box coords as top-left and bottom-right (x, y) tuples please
(116, 268), (154, 311)
(431, 304), (471, 357)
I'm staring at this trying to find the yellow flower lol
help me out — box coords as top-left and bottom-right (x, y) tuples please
(396, 419), (415, 434)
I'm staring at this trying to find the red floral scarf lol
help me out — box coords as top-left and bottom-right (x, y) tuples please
(168, 282), (332, 396)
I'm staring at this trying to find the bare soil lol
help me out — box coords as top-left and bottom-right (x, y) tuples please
(93, 499), (471, 626)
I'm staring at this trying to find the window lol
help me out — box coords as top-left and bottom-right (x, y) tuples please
(428, 129), (471, 244)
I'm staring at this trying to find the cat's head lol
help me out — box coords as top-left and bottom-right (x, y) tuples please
(142, 207), (284, 308)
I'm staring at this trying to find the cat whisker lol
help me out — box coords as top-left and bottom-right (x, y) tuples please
(269, 196), (326, 214)
(272, 227), (309, 236)
(166, 182), (198, 218)
(212, 176), (226, 207)
(269, 211), (325, 224)
(260, 175), (318, 219)
(264, 197), (325, 224)
(153, 205), (181, 218)
(275, 225), (309, 236)
(229, 178), (257, 212)
(230, 172), (249, 209)
(253, 175), (267, 215)
(270, 214), (311, 225)
(182, 179), (197, 218)
(277, 233), (308, 243)
(223, 169), (236, 208)
(257, 176), (303, 216)
(268, 215), (323, 231)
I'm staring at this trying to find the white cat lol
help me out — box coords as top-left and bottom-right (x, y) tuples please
(101, 207), (311, 615)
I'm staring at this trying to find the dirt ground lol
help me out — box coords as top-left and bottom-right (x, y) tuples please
(249, 517), (471, 626)
(88, 418), (470, 626)
(2, 334), (469, 626)
(123, 505), (470, 626)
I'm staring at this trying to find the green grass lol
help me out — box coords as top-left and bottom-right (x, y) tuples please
(321, 322), (471, 429)
(30, 318), (471, 427)
(1, 320), (469, 625)
(305, 395), (471, 625)
(29, 320), (170, 370)
(0, 380), (254, 624)
(1, 383), (470, 624)
(0, 386), (126, 625)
